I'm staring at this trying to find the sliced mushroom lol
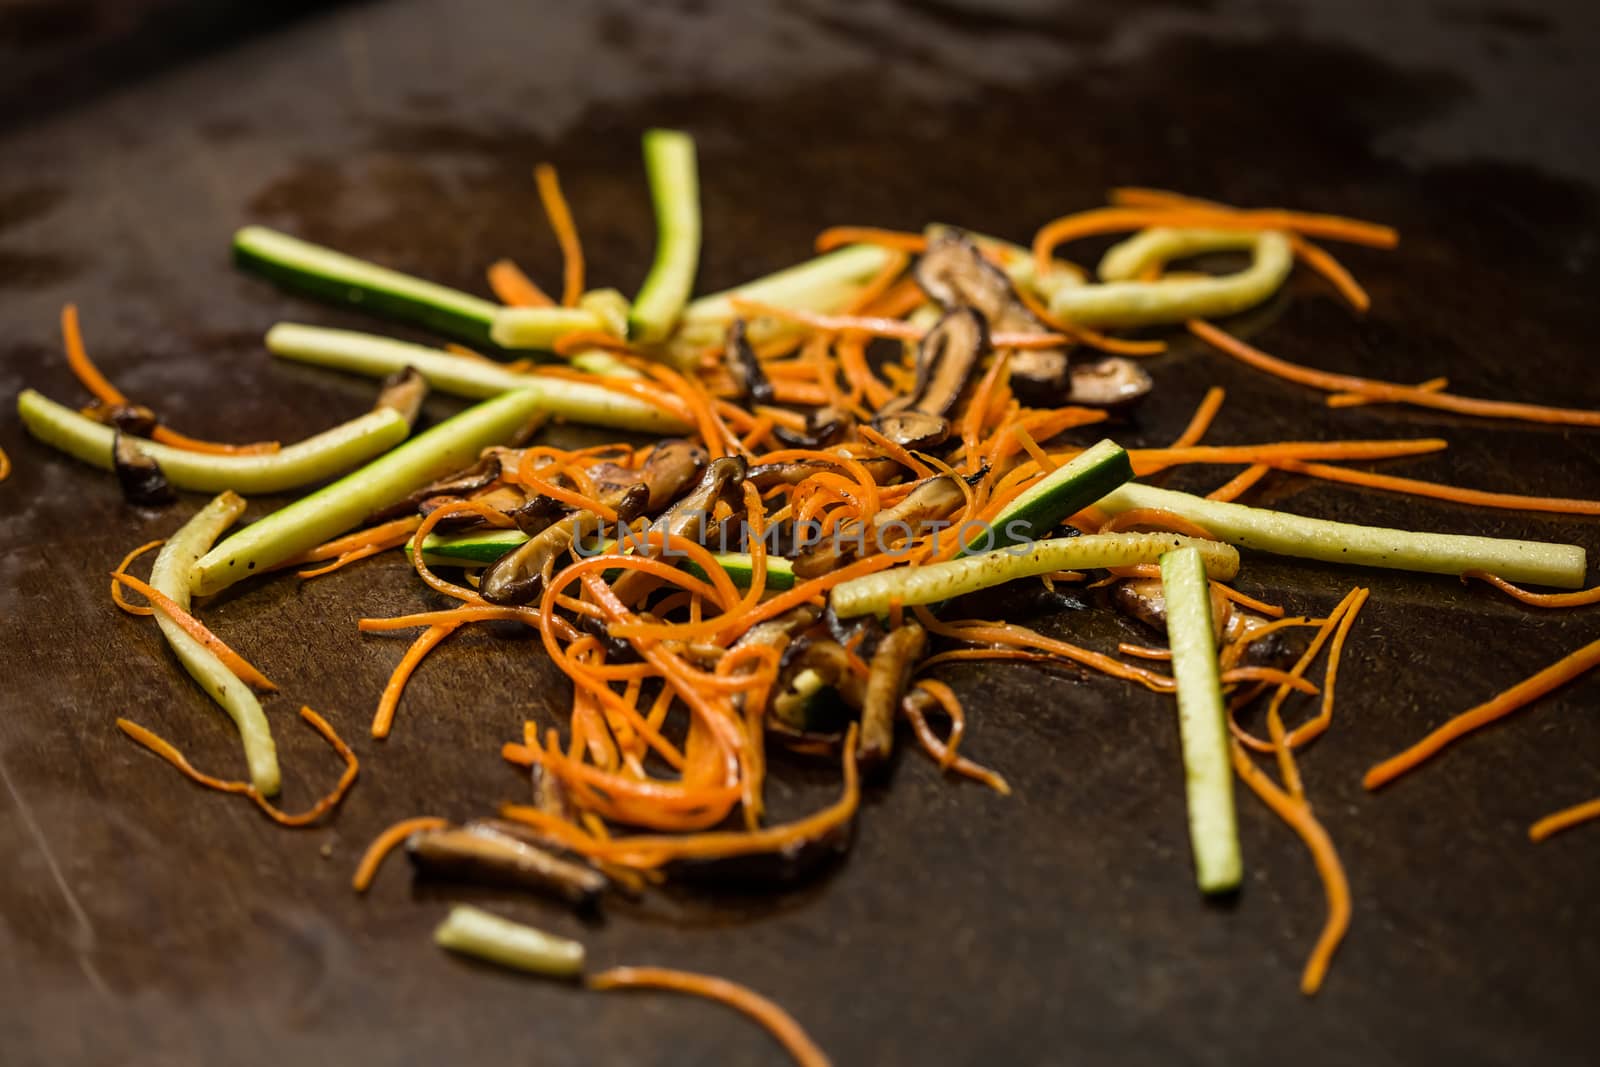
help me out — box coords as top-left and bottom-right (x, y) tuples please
(1008, 349), (1073, 403)
(372, 452), (504, 522)
(772, 406), (854, 450)
(635, 439), (709, 511)
(480, 481), (650, 605)
(870, 410), (951, 451)
(82, 401), (159, 437)
(510, 493), (569, 536)
(724, 319), (775, 406)
(746, 456), (901, 493)
(871, 307), (986, 448)
(609, 456), (747, 604)
(1065, 357), (1153, 408)
(374, 365), (429, 426)
(858, 622), (926, 770)
(112, 433), (174, 506)
(792, 471), (969, 579)
(405, 824), (607, 908)
(769, 635), (866, 745)
(1108, 576), (1298, 666)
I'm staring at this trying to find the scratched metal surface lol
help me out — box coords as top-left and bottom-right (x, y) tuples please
(1, 1), (1598, 1065)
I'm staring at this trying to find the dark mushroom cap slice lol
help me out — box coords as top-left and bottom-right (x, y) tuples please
(635, 439), (709, 512)
(112, 433), (175, 507)
(772, 406), (854, 450)
(869, 409), (950, 451)
(480, 480), (648, 606)
(1065, 357), (1154, 408)
(405, 824), (608, 908)
(374, 365), (429, 427)
(1007, 348), (1073, 405)
(83, 401), (159, 437)
(858, 621), (926, 770)
(884, 306), (989, 420)
(723, 319), (775, 407)
(915, 227), (1018, 325)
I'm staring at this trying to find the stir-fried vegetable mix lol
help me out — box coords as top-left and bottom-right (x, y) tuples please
(15, 130), (1600, 1065)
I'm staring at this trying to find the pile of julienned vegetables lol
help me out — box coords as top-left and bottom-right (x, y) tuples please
(17, 128), (1600, 1065)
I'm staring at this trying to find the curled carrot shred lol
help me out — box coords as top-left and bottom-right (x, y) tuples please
(110, 539), (165, 616)
(1462, 571), (1600, 609)
(352, 816), (451, 892)
(589, 966), (832, 1067)
(487, 258), (555, 307)
(534, 163), (585, 307)
(110, 571), (276, 691)
(1529, 796), (1600, 843)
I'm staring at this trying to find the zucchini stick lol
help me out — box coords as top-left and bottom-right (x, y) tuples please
(266, 324), (687, 434)
(17, 389), (410, 494)
(412, 529), (794, 590)
(1096, 482), (1588, 588)
(192, 390), (553, 595)
(433, 904), (585, 978)
(629, 129), (701, 344)
(961, 438), (1131, 555)
(234, 226), (501, 345)
(830, 532), (1240, 618)
(1160, 545), (1242, 894)
(148, 492), (281, 795)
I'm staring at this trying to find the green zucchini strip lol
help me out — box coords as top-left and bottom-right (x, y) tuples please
(960, 438), (1132, 555)
(415, 529), (794, 590)
(1160, 545), (1243, 894)
(490, 306), (614, 351)
(17, 389), (410, 494)
(234, 226), (501, 346)
(629, 129), (702, 344)
(1049, 230), (1292, 329)
(662, 244), (895, 364)
(192, 389), (555, 595)
(148, 491), (281, 795)
(830, 532), (1240, 619)
(433, 904), (585, 978)
(266, 324), (687, 434)
(1096, 482), (1588, 589)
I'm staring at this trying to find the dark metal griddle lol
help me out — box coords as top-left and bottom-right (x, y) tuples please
(2, 2), (1597, 1064)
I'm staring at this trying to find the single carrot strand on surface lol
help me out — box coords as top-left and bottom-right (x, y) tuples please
(1119, 643), (1172, 661)
(148, 424), (281, 456)
(110, 539), (165, 616)
(534, 163), (585, 307)
(1462, 571), (1600, 609)
(1329, 376), (1449, 408)
(296, 543), (386, 579)
(1104, 188), (1399, 246)
(1207, 464), (1271, 502)
(117, 707), (358, 827)
(1170, 387), (1226, 448)
(1229, 739), (1350, 996)
(1364, 638), (1600, 790)
(1188, 319), (1600, 428)
(61, 303), (125, 405)
(1287, 589), (1368, 748)
(370, 623), (458, 739)
(729, 298), (1070, 349)
(110, 571), (276, 691)
(0, 445), (9, 482)
(1529, 796), (1600, 842)
(353, 816), (452, 891)
(1126, 437), (1449, 476)
(1277, 460), (1600, 516)
(1212, 582), (1287, 619)
(589, 967), (832, 1067)
(287, 516), (424, 566)
(904, 684), (1012, 795)
(487, 258), (555, 307)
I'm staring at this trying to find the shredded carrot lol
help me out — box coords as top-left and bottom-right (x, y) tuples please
(1229, 739), (1350, 995)
(296, 543), (387, 579)
(534, 163), (585, 306)
(1365, 638), (1600, 790)
(1170, 387), (1226, 448)
(110, 539), (165, 616)
(589, 967), (831, 1067)
(286, 516), (425, 567)
(1325, 377), (1448, 408)
(110, 571), (276, 691)
(1462, 571), (1600, 609)
(1287, 234), (1371, 313)
(814, 225), (928, 254)
(1127, 438), (1448, 476)
(117, 706), (358, 827)
(370, 623), (458, 739)
(352, 815), (450, 892)
(840, 251), (910, 315)
(0, 445), (9, 482)
(1529, 796), (1600, 843)
(149, 425), (280, 456)
(1207, 464), (1270, 502)
(1211, 582), (1287, 619)
(1287, 589), (1367, 748)
(1100, 507), (1218, 542)
(1119, 643), (1172, 661)
(729, 298), (1070, 349)
(61, 303), (125, 405)
(1277, 460), (1600, 516)
(487, 258), (555, 307)
(1189, 319), (1600, 428)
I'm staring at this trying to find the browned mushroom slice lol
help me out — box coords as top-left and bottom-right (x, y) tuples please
(510, 493), (568, 536)
(769, 636), (864, 745)
(480, 482), (650, 605)
(772, 406), (854, 449)
(609, 456), (747, 604)
(113, 433), (174, 506)
(1109, 576), (1300, 666)
(870, 410), (951, 451)
(635, 439), (708, 511)
(405, 824), (607, 907)
(887, 306), (988, 418)
(82, 401), (159, 437)
(747, 455), (902, 492)
(374, 365), (429, 426)
(1065, 357), (1154, 408)
(792, 471), (969, 579)
(1008, 348), (1073, 404)
(724, 319), (775, 406)
(373, 452), (505, 522)
(858, 621), (926, 770)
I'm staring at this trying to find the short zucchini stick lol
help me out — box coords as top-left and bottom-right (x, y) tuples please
(234, 226), (501, 345)
(433, 904), (585, 978)
(961, 438), (1132, 555)
(629, 129), (701, 344)
(1049, 231), (1292, 328)
(192, 390), (552, 595)
(266, 324), (686, 433)
(1161, 545), (1243, 893)
(1095, 482), (1587, 589)
(17, 389), (410, 494)
(148, 492), (281, 794)
(830, 532), (1240, 618)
